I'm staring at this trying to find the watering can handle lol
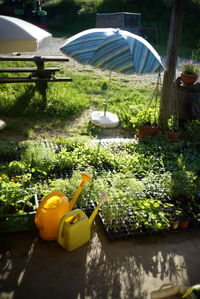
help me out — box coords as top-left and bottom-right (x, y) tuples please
(60, 211), (81, 238)
(60, 217), (65, 239)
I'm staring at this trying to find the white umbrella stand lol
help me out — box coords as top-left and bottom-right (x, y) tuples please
(90, 111), (119, 128)
(0, 119), (6, 130)
(90, 71), (119, 128)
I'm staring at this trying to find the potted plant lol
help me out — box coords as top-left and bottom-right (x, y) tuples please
(131, 107), (160, 140)
(165, 116), (182, 142)
(180, 60), (200, 85)
(168, 208), (182, 230)
(173, 201), (191, 230)
(0, 173), (38, 233)
(179, 212), (190, 229)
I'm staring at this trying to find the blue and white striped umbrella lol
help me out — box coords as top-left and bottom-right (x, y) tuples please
(60, 28), (164, 74)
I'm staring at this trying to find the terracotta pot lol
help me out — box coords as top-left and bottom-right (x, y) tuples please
(137, 125), (160, 140)
(180, 72), (198, 85)
(166, 131), (181, 143)
(170, 221), (179, 230)
(179, 220), (189, 229)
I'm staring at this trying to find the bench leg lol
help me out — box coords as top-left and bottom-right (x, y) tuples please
(36, 81), (48, 108)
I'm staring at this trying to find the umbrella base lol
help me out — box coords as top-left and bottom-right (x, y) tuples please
(0, 119), (6, 130)
(90, 111), (119, 128)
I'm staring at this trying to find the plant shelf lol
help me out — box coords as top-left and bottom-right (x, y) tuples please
(0, 194), (38, 233)
(98, 213), (200, 240)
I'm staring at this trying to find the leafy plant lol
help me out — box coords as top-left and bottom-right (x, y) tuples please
(130, 106), (159, 133)
(170, 170), (198, 199)
(20, 140), (57, 172)
(167, 116), (181, 132)
(0, 141), (19, 161)
(180, 60), (200, 75)
(0, 174), (37, 214)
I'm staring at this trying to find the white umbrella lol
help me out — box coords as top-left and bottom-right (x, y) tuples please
(0, 15), (52, 53)
(0, 15), (52, 130)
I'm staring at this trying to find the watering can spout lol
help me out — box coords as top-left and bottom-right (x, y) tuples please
(88, 192), (108, 227)
(69, 173), (92, 210)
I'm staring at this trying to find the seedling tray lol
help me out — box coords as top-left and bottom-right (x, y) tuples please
(98, 213), (200, 240)
(0, 194), (38, 233)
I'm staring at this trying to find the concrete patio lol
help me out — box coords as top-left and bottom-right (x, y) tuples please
(1, 218), (200, 299)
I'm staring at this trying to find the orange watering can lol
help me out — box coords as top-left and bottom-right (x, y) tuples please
(57, 192), (108, 251)
(35, 172), (92, 241)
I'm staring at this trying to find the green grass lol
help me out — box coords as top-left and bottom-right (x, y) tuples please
(0, 61), (157, 140)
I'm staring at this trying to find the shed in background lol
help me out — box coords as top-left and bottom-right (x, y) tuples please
(96, 12), (141, 35)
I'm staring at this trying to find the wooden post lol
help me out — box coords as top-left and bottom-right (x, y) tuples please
(36, 81), (48, 108)
(159, 0), (186, 130)
(33, 57), (47, 107)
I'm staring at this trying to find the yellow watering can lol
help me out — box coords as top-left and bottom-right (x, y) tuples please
(57, 192), (108, 251)
(35, 173), (92, 241)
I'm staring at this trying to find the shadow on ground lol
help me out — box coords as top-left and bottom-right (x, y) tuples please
(1, 218), (200, 299)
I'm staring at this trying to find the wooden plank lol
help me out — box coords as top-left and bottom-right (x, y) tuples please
(0, 55), (69, 62)
(0, 77), (72, 83)
(0, 67), (60, 73)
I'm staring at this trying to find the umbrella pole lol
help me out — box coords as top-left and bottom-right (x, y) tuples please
(104, 71), (112, 116)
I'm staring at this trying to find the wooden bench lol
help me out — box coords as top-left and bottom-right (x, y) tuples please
(0, 67), (60, 73)
(0, 55), (73, 107)
(0, 77), (72, 83)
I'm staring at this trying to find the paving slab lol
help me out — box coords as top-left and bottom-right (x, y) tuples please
(1, 219), (200, 299)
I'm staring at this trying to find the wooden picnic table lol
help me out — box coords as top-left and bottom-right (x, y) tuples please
(0, 55), (73, 107)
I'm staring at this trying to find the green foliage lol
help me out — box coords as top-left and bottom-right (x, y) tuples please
(170, 170), (198, 199)
(20, 140), (57, 172)
(192, 40), (200, 61)
(180, 60), (200, 75)
(0, 61), (162, 139)
(7, 161), (27, 177)
(1, 134), (200, 233)
(0, 141), (18, 161)
(42, 0), (200, 51)
(0, 68), (93, 119)
(130, 107), (159, 132)
(0, 174), (36, 214)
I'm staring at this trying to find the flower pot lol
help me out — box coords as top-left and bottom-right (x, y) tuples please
(166, 131), (181, 143)
(179, 220), (189, 229)
(137, 125), (160, 140)
(170, 221), (179, 230)
(181, 72), (198, 85)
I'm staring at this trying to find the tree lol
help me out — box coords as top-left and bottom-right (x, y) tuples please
(159, 0), (186, 130)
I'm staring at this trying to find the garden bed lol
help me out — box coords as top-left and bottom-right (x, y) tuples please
(1, 134), (200, 238)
